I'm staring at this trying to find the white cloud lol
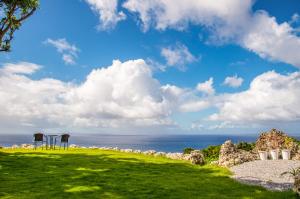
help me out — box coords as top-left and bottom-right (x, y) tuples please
(1, 61), (300, 133)
(0, 62), (41, 75)
(85, 0), (126, 30)
(179, 100), (211, 112)
(44, 38), (79, 65)
(241, 12), (300, 67)
(210, 71), (300, 123)
(161, 43), (197, 71)
(223, 75), (243, 88)
(196, 77), (215, 95)
(123, 0), (300, 68)
(0, 60), (183, 132)
(290, 13), (300, 25)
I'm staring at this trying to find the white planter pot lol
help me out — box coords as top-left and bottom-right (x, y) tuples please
(258, 151), (268, 160)
(270, 149), (279, 160)
(282, 149), (291, 160)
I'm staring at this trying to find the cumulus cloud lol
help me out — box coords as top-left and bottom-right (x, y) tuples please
(161, 43), (197, 71)
(123, 0), (300, 68)
(44, 38), (79, 65)
(210, 71), (300, 123)
(85, 0), (126, 30)
(0, 62), (41, 75)
(223, 75), (243, 88)
(196, 77), (215, 95)
(0, 60), (186, 132)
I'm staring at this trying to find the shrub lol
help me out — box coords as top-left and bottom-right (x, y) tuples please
(236, 142), (255, 151)
(183, 147), (195, 154)
(201, 145), (221, 161)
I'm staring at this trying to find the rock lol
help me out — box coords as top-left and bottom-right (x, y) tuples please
(292, 152), (300, 160)
(122, 149), (133, 153)
(143, 150), (156, 155)
(133, 150), (141, 153)
(11, 144), (19, 149)
(89, 146), (98, 149)
(154, 152), (166, 157)
(113, 147), (119, 151)
(218, 140), (258, 167)
(255, 129), (298, 156)
(20, 144), (34, 149)
(69, 144), (79, 148)
(166, 152), (184, 160)
(183, 150), (205, 165)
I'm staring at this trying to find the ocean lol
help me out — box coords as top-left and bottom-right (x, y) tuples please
(0, 134), (285, 152)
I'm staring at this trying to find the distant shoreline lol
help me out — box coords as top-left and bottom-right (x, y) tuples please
(2, 134), (299, 152)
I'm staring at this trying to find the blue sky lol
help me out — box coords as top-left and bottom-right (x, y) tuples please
(0, 0), (300, 135)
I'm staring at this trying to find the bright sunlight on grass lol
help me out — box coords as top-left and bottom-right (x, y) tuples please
(0, 149), (296, 199)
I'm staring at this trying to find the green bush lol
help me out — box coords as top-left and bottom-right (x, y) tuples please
(236, 142), (255, 151)
(183, 147), (195, 154)
(201, 145), (221, 161)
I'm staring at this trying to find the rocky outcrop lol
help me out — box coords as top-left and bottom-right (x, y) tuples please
(255, 129), (298, 156)
(219, 140), (258, 167)
(183, 150), (205, 165)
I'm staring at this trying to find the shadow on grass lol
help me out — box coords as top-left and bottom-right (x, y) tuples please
(0, 150), (297, 199)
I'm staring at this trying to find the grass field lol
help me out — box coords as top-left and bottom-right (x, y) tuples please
(0, 149), (297, 199)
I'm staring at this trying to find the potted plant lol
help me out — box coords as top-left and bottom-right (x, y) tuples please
(270, 149), (279, 160)
(282, 137), (294, 160)
(281, 167), (300, 196)
(282, 149), (291, 160)
(258, 151), (268, 160)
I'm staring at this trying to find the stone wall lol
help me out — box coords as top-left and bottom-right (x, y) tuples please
(218, 140), (258, 167)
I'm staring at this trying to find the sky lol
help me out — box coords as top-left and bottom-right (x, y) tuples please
(0, 0), (300, 135)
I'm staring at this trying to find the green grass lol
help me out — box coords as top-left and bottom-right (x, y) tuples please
(0, 149), (296, 199)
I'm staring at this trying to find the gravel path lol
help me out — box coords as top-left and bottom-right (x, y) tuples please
(230, 160), (300, 191)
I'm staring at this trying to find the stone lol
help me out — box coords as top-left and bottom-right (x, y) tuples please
(255, 129), (298, 156)
(133, 150), (141, 153)
(166, 152), (184, 160)
(154, 152), (166, 157)
(11, 144), (19, 149)
(20, 144), (34, 149)
(123, 149), (133, 153)
(89, 146), (98, 149)
(218, 140), (258, 167)
(69, 144), (79, 148)
(183, 150), (205, 165)
(143, 150), (156, 155)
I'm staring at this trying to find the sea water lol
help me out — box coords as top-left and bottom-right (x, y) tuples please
(0, 134), (280, 152)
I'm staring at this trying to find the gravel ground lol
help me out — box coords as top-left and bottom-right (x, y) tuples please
(230, 160), (300, 191)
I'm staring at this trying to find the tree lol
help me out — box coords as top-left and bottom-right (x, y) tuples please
(0, 0), (38, 52)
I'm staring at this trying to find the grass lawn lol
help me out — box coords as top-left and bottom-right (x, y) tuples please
(0, 149), (297, 199)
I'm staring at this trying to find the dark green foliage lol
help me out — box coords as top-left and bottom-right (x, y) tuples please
(236, 142), (255, 151)
(0, 149), (296, 198)
(0, 0), (39, 51)
(201, 145), (221, 161)
(183, 147), (194, 154)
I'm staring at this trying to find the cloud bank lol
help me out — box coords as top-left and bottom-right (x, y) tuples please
(0, 60), (299, 133)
